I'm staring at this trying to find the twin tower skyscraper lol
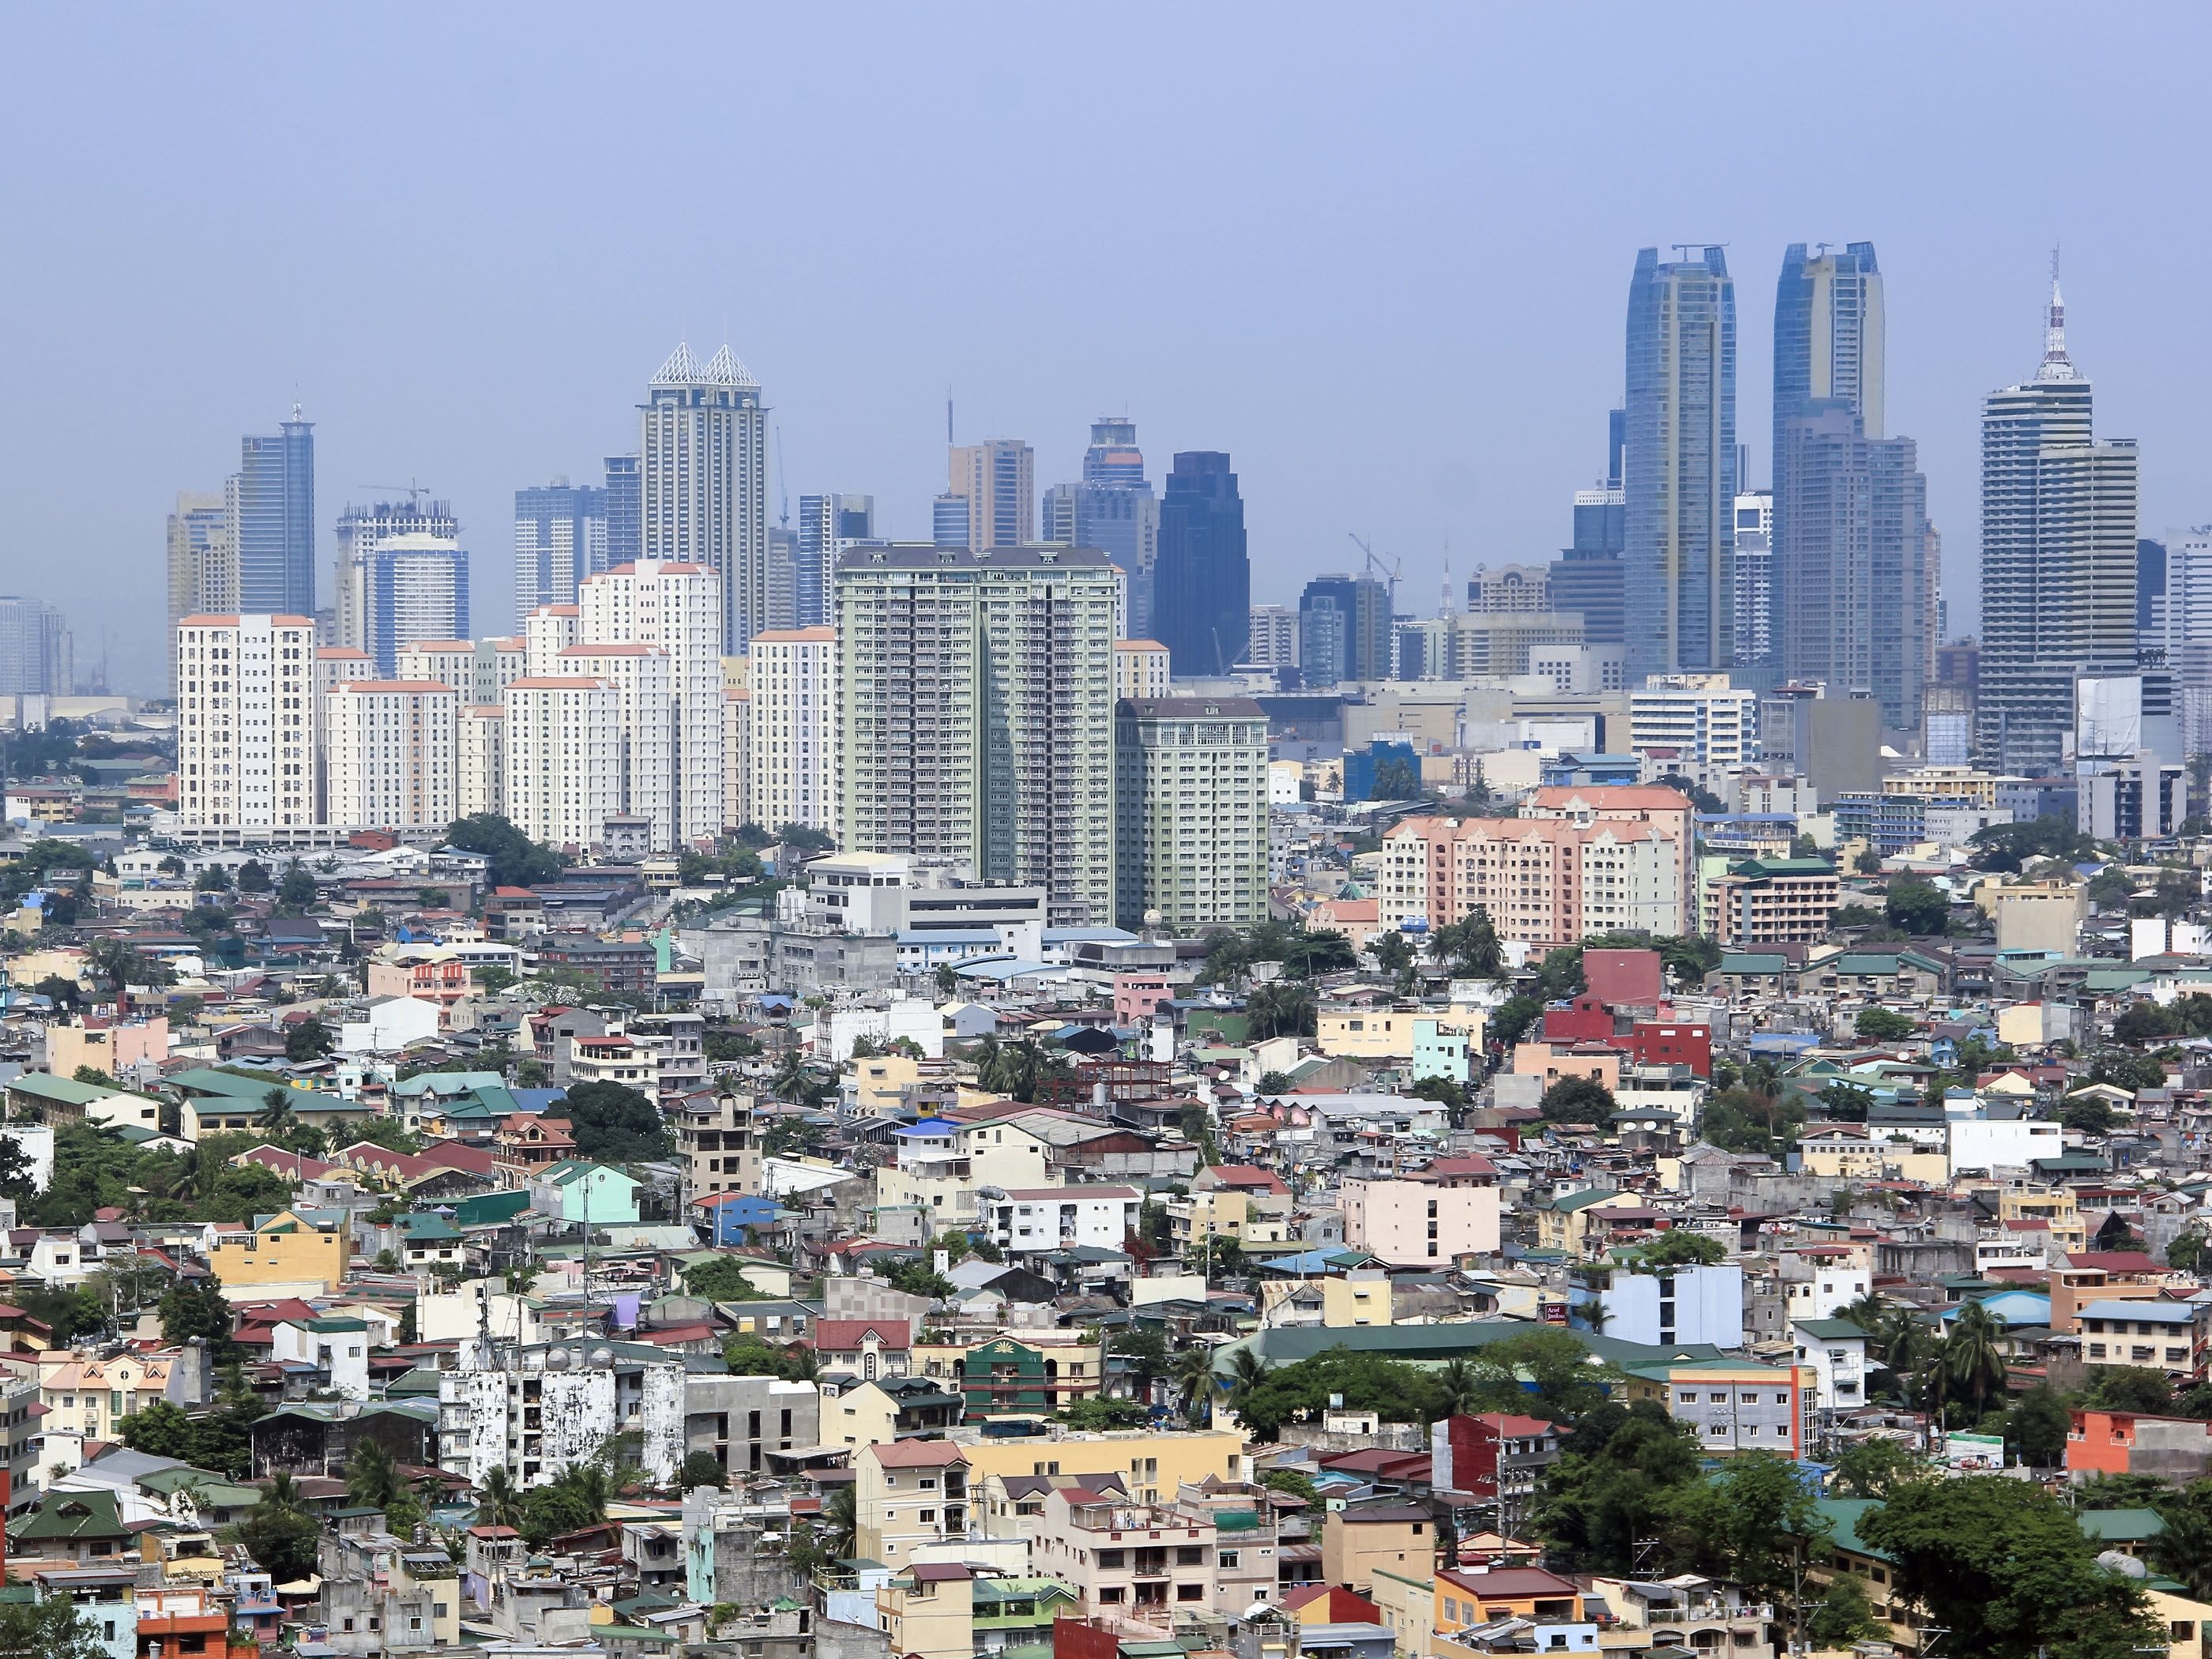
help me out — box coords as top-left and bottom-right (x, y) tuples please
(1623, 242), (1933, 736)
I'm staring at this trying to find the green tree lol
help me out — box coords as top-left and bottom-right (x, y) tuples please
(1431, 910), (1504, 980)
(118, 1399), (198, 1459)
(276, 860), (318, 909)
(683, 1257), (768, 1302)
(1631, 1229), (1727, 1269)
(1884, 875), (1951, 935)
(679, 1450), (727, 1490)
(1486, 994), (1544, 1051)
(1243, 981), (1318, 1040)
(1371, 931), (1414, 978)
(159, 1275), (237, 1363)
(1935, 1300), (2010, 1420)
(1059, 1397), (1148, 1430)
(283, 1018), (331, 1063)
(346, 1435), (404, 1511)
(1829, 1437), (1924, 1497)
(2150, 1478), (2212, 1601)
(519, 1481), (596, 1548)
(239, 1473), (321, 1583)
(236, 859), (273, 893)
(1262, 1467), (1319, 1504)
(2171, 1231), (2206, 1273)
(1859, 1475), (2157, 1659)
(2079, 1365), (2174, 1414)
(1110, 1326), (1172, 1390)
(560, 1079), (672, 1161)
(2005, 1382), (2074, 1468)
(1538, 1075), (1615, 1126)
(1531, 1400), (1700, 1572)
(721, 1336), (818, 1382)
(1663, 1450), (1823, 1604)
(1805, 1573), (1882, 1649)
(0, 1592), (122, 1659)
(443, 813), (566, 889)
(478, 1465), (524, 1530)
(1853, 1006), (1917, 1041)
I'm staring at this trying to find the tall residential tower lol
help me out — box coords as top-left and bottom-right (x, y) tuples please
(1624, 247), (1736, 679)
(639, 344), (768, 653)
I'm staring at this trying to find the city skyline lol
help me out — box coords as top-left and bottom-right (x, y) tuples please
(7, 9), (2212, 692)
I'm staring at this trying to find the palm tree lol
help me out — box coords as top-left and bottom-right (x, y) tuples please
(1172, 1345), (1219, 1424)
(260, 1471), (308, 1519)
(1245, 984), (1316, 1041)
(1437, 1356), (1479, 1418)
(255, 1089), (297, 1139)
(1223, 1349), (1271, 1416)
(1432, 908), (1504, 979)
(479, 1465), (524, 1531)
(345, 1436), (402, 1511)
(2150, 1498), (2212, 1601)
(1835, 1293), (1888, 1335)
(1942, 1300), (2010, 1420)
(819, 1482), (858, 1561)
(557, 1462), (611, 1522)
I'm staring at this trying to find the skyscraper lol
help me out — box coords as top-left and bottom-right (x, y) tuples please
(1153, 452), (1249, 677)
(1624, 247), (1736, 679)
(1773, 404), (1930, 730)
(0, 597), (72, 696)
(336, 497), (459, 649)
(604, 454), (642, 567)
(232, 412), (316, 616)
(1977, 276), (2140, 774)
(1115, 695), (1269, 933)
(1297, 574), (1391, 687)
(1731, 491), (1774, 670)
(835, 543), (1117, 924)
(1042, 419), (1161, 637)
(639, 343), (768, 653)
(797, 494), (875, 627)
(1772, 242), (1906, 705)
(166, 491), (231, 691)
(946, 439), (1034, 552)
(362, 535), (471, 676)
(514, 480), (609, 624)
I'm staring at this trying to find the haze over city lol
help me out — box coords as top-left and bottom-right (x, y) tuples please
(5, 3), (2211, 690)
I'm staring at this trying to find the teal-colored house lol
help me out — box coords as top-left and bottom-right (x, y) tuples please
(530, 1161), (641, 1226)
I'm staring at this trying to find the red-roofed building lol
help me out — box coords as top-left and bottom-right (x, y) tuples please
(1280, 1585), (1383, 1626)
(1433, 1564), (1582, 1629)
(1582, 948), (1664, 1008)
(814, 1319), (911, 1382)
(1193, 1165), (1291, 1197)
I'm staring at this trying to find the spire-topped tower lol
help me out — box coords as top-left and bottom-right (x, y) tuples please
(639, 338), (767, 652)
(2037, 247), (2082, 383)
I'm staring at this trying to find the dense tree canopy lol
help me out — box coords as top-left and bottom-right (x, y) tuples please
(560, 1080), (671, 1161)
(443, 813), (565, 889)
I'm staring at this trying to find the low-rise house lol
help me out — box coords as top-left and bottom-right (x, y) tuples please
(1032, 1484), (1221, 1616)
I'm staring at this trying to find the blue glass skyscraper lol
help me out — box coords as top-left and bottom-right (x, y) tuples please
(1154, 452), (1248, 675)
(235, 410), (315, 614)
(1042, 419), (1159, 634)
(1624, 248), (1736, 679)
(603, 453), (641, 568)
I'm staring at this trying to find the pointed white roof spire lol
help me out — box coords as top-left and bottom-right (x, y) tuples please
(702, 344), (758, 389)
(2036, 246), (2082, 384)
(652, 341), (702, 386)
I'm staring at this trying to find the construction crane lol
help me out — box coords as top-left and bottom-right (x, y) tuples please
(1348, 532), (1403, 612)
(357, 480), (434, 509)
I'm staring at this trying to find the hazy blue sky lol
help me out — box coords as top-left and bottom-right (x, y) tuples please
(5, 4), (2209, 694)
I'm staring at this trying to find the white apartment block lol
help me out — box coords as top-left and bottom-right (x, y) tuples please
(558, 643), (675, 848)
(1378, 811), (1688, 946)
(313, 645), (374, 823)
(747, 628), (837, 835)
(458, 705), (505, 819)
(1113, 696), (1269, 934)
(579, 560), (725, 847)
(397, 638), (528, 706)
(723, 689), (751, 833)
(1114, 640), (1172, 700)
(1627, 674), (1757, 788)
(502, 676), (623, 852)
(322, 679), (459, 830)
(176, 615), (318, 830)
(837, 544), (1117, 925)
(525, 604), (581, 675)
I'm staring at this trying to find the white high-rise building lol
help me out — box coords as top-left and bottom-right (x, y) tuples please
(836, 544), (1118, 924)
(524, 604), (581, 675)
(723, 688), (751, 833)
(323, 679), (458, 830)
(502, 676), (622, 852)
(748, 628), (837, 836)
(360, 533), (470, 675)
(397, 638), (527, 707)
(640, 344), (767, 653)
(796, 494), (875, 628)
(558, 643), (675, 846)
(578, 560), (724, 848)
(175, 614), (318, 830)
(1245, 604), (1299, 668)
(1627, 673), (1758, 788)
(458, 705), (505, 820)
(333, 498), (458, 653)
(1732, 489), (1774, 671)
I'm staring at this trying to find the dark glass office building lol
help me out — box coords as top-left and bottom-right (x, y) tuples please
(603, 453), (642, 567)
(1298, 574), (1390, 687)
(235, 414), (315, 614)
(1153, 452), (1249, 676)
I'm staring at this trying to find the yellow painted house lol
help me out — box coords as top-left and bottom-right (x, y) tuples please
(206, 1208), (349, 1293)
(954, 1425), (1247, 1507)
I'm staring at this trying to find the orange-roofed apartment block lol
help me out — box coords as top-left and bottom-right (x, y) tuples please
(175, 615), (318, 832)
(1378, 787), (1695, 948)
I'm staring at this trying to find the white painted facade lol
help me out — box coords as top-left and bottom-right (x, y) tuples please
(176, 614), (318, 829)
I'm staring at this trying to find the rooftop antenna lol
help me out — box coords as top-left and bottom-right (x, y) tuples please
(1441, 538), (1457, 618)
(774, 426), (789, 529)
(946, 390), (954, 447)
